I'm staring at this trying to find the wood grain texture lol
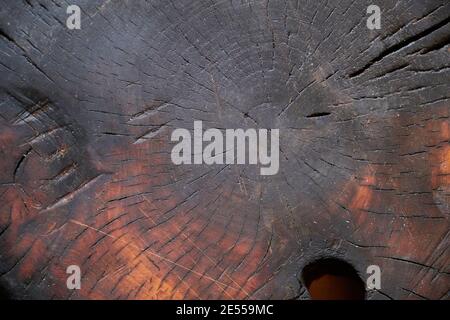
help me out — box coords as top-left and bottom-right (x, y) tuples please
(0, 0), (449, 300)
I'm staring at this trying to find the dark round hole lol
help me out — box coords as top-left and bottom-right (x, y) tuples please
(302, 258), (366, 300)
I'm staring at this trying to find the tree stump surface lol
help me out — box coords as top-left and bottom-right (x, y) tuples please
(0, 0), (449, 299)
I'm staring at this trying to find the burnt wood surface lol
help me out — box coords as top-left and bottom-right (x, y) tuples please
(0, 0), (449, 299)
